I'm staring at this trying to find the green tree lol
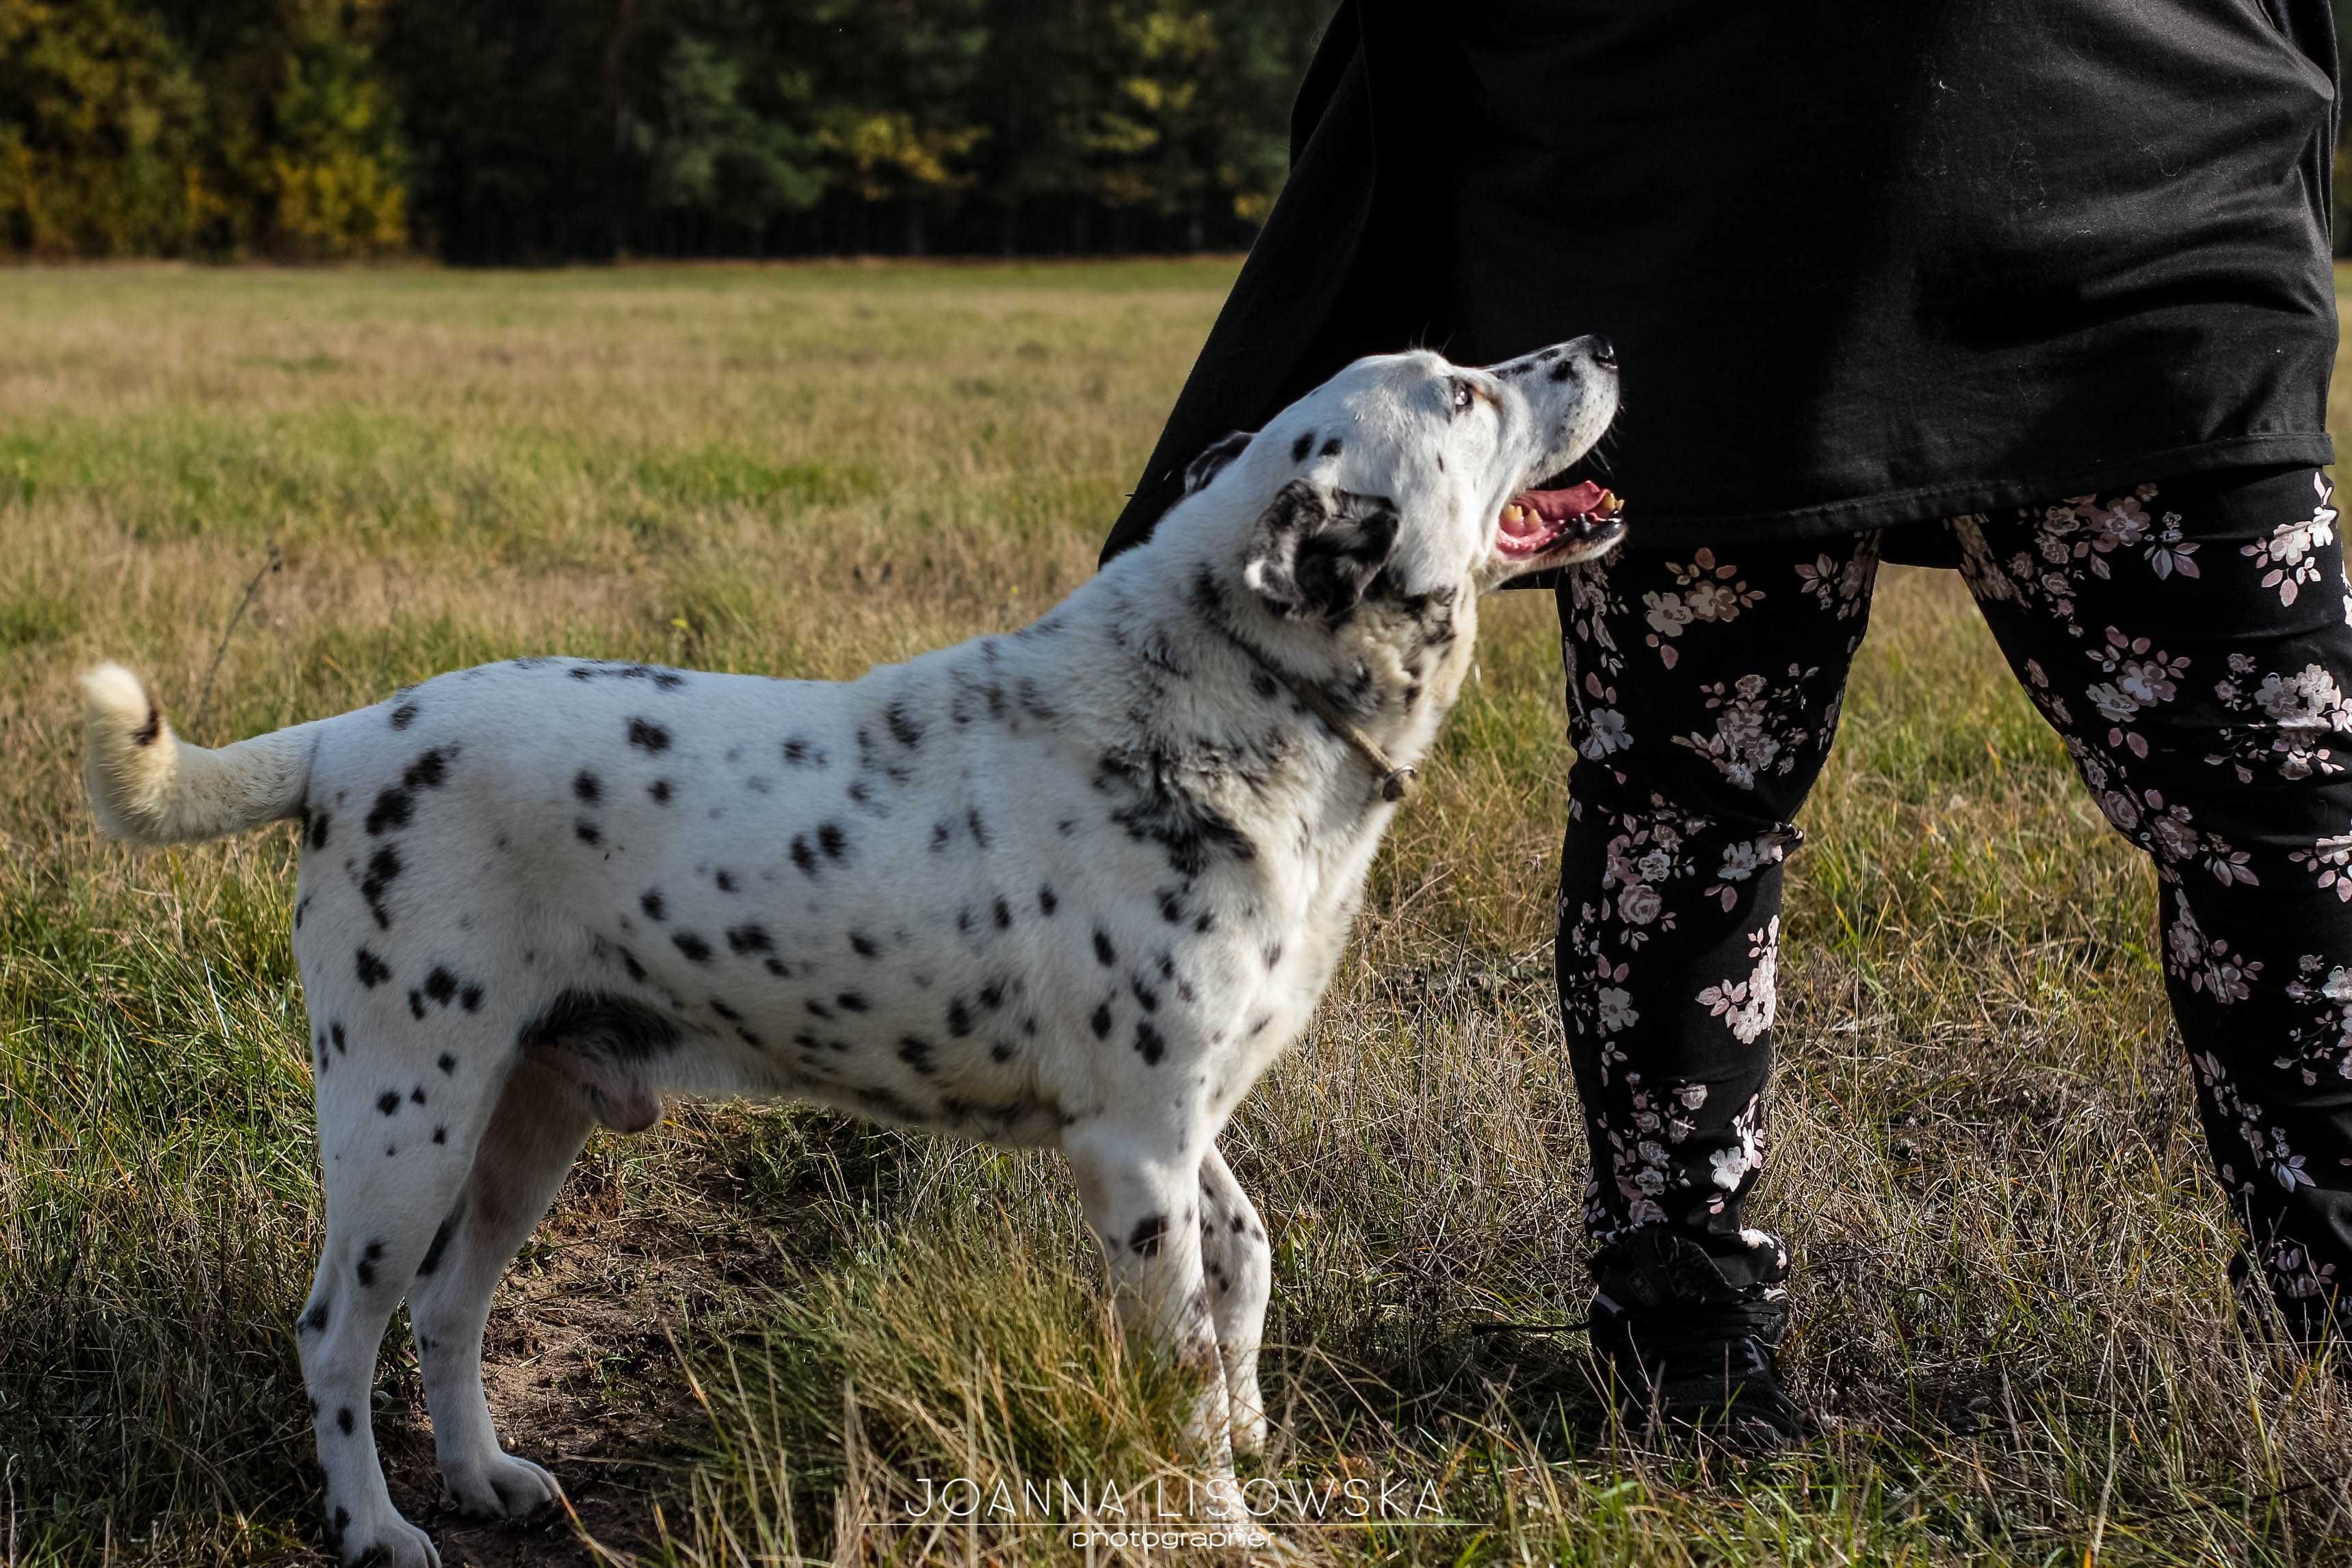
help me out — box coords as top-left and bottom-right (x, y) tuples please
(0, 0), (209, 255)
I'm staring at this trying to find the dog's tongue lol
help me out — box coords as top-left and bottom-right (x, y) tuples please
(1498, 480), (1621, 557)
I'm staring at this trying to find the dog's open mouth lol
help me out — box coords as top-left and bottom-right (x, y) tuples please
(1496, 480), (1625, 563)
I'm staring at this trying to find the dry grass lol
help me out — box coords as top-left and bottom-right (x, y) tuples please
(4, 259), (2352, 1566)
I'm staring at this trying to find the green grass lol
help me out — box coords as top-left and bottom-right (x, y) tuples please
(3, 258), (2352, 1565)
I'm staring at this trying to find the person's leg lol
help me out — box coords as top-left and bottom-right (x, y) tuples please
(1556, 529), (1883, 1437)
(1950, 468), (2352, 1350)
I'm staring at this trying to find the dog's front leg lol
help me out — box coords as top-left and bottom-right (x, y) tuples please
(1062, 1124), (1240, 1512)
(1197, 1142), (1272, 1456)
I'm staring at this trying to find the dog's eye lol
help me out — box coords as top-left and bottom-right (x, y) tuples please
(1448, 379), (1476, 416)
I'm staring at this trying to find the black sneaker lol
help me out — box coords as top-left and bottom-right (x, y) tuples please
(1586, 1231), (1809, 1449)
(1589, 1297), (1808, 1448)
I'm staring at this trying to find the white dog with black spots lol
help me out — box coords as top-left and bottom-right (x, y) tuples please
(80, 337), (1621, 1565)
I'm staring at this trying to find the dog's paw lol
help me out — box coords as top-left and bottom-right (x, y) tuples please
(442, 1451), (562, 1520)
(337, 1513), (441, 1568)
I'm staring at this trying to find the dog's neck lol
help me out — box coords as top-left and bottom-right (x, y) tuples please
(1012, 510), (1479, 861)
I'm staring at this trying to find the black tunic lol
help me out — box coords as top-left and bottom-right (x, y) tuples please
(1102, 1), (2338, 564)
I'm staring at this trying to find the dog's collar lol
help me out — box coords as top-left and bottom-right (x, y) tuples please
(1214, 625), (1420, 805)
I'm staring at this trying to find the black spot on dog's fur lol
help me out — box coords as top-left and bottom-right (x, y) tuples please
(649, 779), (673, 804)
(1290, 431), (1315, 465)
(714, 870), (737, 893)
(805, 998), (835, 1021)
(1320, 436), (1342, 458)
(947, 997), (974, 1036)
(1134, 1021), (1166, 1064)
(1038, 885), (1058, 916)
(818, 823), (848, 860)
(520, 989), (682, 1063)
(993, 898), (1012, 930)
(355, 948), (391, 988)
(365, 788), (413, 835)
(360, 846), (402, 929)
(404, 750), (449, 790)
(436, 1052), (455, 1073)
(727, 924), (773, 955)
(790, 835), (818, 876)
(1094, 929), (1117, 966)
(672, 932), (714, 963)
(573, 770), (601, 804)
(850, 931), (879, 958)
(355, 1240), (384, 1288)
(131, 702), (161, 748)
(332, 1022), (348, 1054)
(575, 820), (601, 845)
(308, 810), (332, 851)
(1129, 1215), (1167, 1257)
(965, 808), (991, 850)
(424, 968), (458, 1006)
(898, 1036), (936, 1073)
(641, 891), (666, 921)
(460, 984), (482, 1012)
(628, 718), (671, 752)
(1129, 976), (1158, 1012)
(302, 1300), (330, 1335)
(885, 701), (923, 748)
(389, 703), (419, 731)
(709, 997), (743, 1022)
(407, 989), (428, 1021)
(1090, 1002), (1113, 1038)
(836, 992), (870, 1013)
(377, 1090), (401, 1116)
(416, 1206), (461, 1277)
(337, 1406), (355, 1435)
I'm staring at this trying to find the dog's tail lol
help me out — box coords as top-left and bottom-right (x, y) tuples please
(80, 662), (319, 845)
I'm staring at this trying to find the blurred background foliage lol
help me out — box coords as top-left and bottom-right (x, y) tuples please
(0, 0), (1328, 261)
(8, 2), (2352, 264)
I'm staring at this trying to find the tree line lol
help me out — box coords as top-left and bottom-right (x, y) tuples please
(0, 0), (1329, 262)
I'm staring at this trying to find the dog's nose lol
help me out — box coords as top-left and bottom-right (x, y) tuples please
(1587, 336), (1617, 369)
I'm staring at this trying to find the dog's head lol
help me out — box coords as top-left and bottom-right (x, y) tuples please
(1184, 337), (1622, 621)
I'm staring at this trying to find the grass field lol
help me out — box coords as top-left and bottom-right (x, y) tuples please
(5, 258), (2352, 1566)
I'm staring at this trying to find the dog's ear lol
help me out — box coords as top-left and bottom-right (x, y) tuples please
(1184, 430), (1253, 495)
(1243, 480), (1401, 621)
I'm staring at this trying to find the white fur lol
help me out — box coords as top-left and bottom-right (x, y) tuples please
(82, 341), (1618, 1563)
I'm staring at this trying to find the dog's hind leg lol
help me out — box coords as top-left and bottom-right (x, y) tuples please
(1061, 1123), (1238, 1506)
(1197, 1142), (1272, 1456)
(406, 1056), (593, 1519)
(298, 1012), (515, 1567)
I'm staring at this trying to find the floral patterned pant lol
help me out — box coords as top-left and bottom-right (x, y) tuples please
(1558, 466), (2352, 1348)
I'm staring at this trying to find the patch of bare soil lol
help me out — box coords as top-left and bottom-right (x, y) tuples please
(371, 1200), (784, 1566)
